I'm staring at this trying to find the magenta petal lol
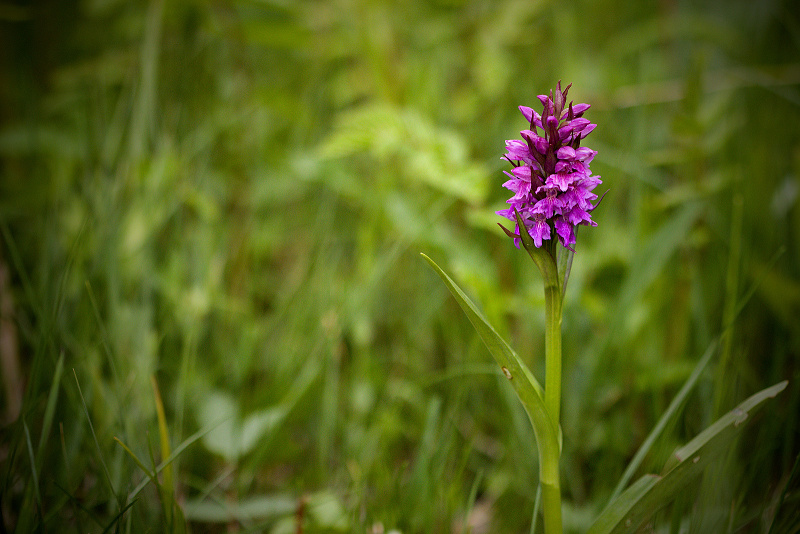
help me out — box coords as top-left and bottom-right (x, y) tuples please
(521, 131), (549, 154)
(505, 141), (532, 162)
(519, 106), (535, 123)
(559, 118), (590, 137)
(554, 217), (575, 247)
(512, 165), (532, 180)
(554, 161), (570, 173)
(547, 172), (574, 192)
(566, 205), (592, 225)
(532, 192), (563, 219)
(569, 103), (590, 115)
(557, 146), (576, 160)
(530, 217), (550, 248)
(578, 123), (597, 138)
(495, 207), (512, 218)
(577, 175), (602, 192)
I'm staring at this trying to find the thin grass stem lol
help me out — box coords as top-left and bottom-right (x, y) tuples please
(609, 339), (718, 502)
(73, 369), (120, 507)
(23, 418), (43, 521)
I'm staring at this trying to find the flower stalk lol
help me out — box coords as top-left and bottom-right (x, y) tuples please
(510, 209), (563, 533)
(542, 258), (563, 534)
(544, 273), (563, 429)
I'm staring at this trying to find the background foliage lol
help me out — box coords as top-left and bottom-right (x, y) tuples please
(1, 0), (799, 532)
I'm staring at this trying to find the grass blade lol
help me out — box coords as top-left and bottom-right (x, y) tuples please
(73, 369), (120, 507)
(23, 418), (43, 520)
(595, 202), (702, 361)
(529, 483), (542, 534)
(127, 418), (223, 502)
(113, 437), (155, 482)
(609, 339), (718, 501)
(588, 475), (661, 534)
(462, 469), (484, 534)
(589, 381), (788, 534)
(100, 499), (138, 534)
(36, 350), (65, 463)
(767, 453), (800, 534)
(151, 375), (174, 525)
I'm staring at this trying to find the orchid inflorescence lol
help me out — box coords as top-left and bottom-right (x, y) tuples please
(497, 82), (602, 250)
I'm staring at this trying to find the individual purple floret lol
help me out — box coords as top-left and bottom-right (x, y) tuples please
(497, 82), (602, 250)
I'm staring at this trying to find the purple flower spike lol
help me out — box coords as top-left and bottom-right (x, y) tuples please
(497, 82), (602, 250)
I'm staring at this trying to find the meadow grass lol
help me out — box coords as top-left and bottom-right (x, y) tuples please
(1, 0), (798, 532)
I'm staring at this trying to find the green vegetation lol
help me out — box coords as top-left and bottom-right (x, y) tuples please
(1, 0), (798, 532)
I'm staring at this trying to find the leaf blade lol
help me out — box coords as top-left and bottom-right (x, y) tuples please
(420, 253), (559, 478)
(609, 339), (718, 501)
(588, 381), (788, 534)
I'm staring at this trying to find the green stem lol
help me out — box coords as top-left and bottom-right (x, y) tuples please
(541, 265), (563, 534)
(541, 481), (562, 534)
(526, 237), (563, 432)
(544, 281), (563, 429)
(511, 211), (564, 534)
(531, 257), (564, 534)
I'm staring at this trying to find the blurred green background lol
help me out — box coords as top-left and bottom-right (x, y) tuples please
(1, 0), (799, 532)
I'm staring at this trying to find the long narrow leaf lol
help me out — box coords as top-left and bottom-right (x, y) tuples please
(37, 351), (65, 463)
(421, 253), (559, 469)
(589, 475), (661, 534)
(767, 452), (800, 534)
(23, 419), (43, 517)
(113, 437), (156, 482)
(127, 418), (223, 501)
(151, 375), (174, 525)
(588, 380), (788, 534)
(421, 253), (544, 397)
(609, 339), (718, 501)
(73, 369), (119, 506)
(100, 499), (138, 534)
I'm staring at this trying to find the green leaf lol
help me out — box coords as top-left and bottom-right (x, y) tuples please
(588, 380), (788, 534)
(182, 494), (297, 523)
(151, 376), (174, 526)
(36, 351), (64, 464)
(421, 254), (544, 398)
(608, 339), (718, 501)
(318, 104), (488, 204)
(594, 203), (702, 361)
(767, 452), (800, 534)
(197, 391), (288, 461)
(197, 357), (319, 461)
(127, 419), (222, 502)
(113, 437), (156, 483)
(420, 253), (559, 472)
(588, 475), (661, 534)
(73, 369), (120, 507)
